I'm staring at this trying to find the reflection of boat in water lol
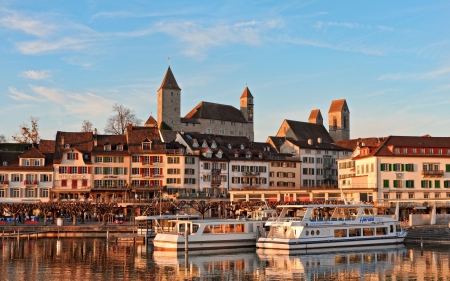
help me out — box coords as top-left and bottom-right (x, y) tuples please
(257, 204), (408, 251)
(257, 244), (407, 279)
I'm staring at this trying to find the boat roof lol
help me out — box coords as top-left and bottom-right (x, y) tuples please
(276, 204), (374, 208)
(168, 219), (258, 223)
(135, 214), (199, 220)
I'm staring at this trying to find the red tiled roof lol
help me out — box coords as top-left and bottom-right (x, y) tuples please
(308, 109), (322, 121)
(333, 137), (383, 151)
(328, 99), (348, 113)
(92, 134), (128, 155)
(144, 115), (158, 127)
(158, 66), (181, 91)
(0, 152), (53, 171)
(126, 126), (166, 154)
(19, 146), (45, 158)
(38, 140), (55, 153)
(54, 131), (93, 164)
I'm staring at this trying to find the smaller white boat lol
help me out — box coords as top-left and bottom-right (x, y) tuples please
(153, 218), (266, 252)
(257, 203), (408, 251)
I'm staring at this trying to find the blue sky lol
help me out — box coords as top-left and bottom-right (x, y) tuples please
(1, 1), (449, 142)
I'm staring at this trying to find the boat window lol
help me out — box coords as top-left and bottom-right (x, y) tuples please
(316, 230), (320, 235)
(334, 229), (347, 238)
(203, 225), (212, 234)
(349, 208), (359, 217)
(213, 224), (224, 234)
(376, 227), (388, 235)
(362, 208), (374, 216)
(395, 224), (401, 232)
(364, 254), (375, 262)
(179, 224), (186, 233)
(348, 254), (361, 263)
(236, 224), (245, 233)
(363, 228), (374, 236)
(225, 224), (235, 233)
(192, 224), (200, 234)
(305, 230), (309, 236)
(311, 230), (315, 236)
(390, 224), (394, 233)
(349, 228), (361, 237)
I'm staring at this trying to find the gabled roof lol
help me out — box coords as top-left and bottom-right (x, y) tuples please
(159, 130), (178, 143)
(54, 131), (93, 164)
(126, 126), (166, 154)
(286, 139), (351, 151)
(184, 101), (248, 123)
(277, 119), (334, 143)
(144, 115), (158, 127)
(333, 137), (383, 151)
(19, 146), (46, 158)
(0, 152), (53, 171)
(308, 109), (322, 122)
(328, 99), (349, 113)
(240, 87), (253, 99)
(158, 66), (181, 91)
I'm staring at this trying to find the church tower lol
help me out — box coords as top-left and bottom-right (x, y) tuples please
(308, 109), (323, 125)
(240, 87), (254, 122)
(157, 66), (181, 131)
(328, 99), (350, 142)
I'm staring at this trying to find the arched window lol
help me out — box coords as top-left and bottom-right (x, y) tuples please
(343, 116), (347, 129)
(333, 116), (337, 128)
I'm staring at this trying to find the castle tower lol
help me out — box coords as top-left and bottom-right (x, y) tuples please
(240, 87), (254, 122)
(328, 99), (350, 142)
(308, 109), (323, 125)
(157, 66), (181, 131)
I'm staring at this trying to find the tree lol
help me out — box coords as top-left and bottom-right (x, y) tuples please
(81, 120), (93, 132)
(37, 201), (60, 226)
(0, 134), (6, 143)
(104, 103), (142, 135)
(12, 116), (40, 144)
(95, 203), (117, 226)
(189, 200), (218, 219)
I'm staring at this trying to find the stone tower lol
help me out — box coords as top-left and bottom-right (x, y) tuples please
(308, 109), (323, 125)
(240, 87), (254, 123)
(328, 99), (350, 142)
(157, 66), (181, 131)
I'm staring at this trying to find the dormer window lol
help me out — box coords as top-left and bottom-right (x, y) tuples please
(216, 150), (223, 158)
(117, 145), (123, 151)
(22, 159), (30, 166)
(2, 161), (7, 166)
(34, 159), (41, 166)
(228, 144), (232, 150)
(240, 144), (245, 150)
(211, 141), (217, 149)
(192, 139), (199, 148)
(64, 144), (70, 149)
(202, 140), (208, 148)
(235, 152), (239, 158)
(205, 152), (212, 158)
(142, 139), (152, 150)
(104, 144), (111, 151)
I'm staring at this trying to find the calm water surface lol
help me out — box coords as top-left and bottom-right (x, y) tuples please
(0, 238), (449, 281)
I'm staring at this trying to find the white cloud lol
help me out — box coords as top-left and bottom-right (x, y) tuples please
(21, 70), (51, 80)
(8, 87), (38, 101)
(30, 85), (64, 102)
(0, 10), (56, 37)
(378, 67), (450, 80)
(313, 21), (393, 31)
(16, 37), (94, 55)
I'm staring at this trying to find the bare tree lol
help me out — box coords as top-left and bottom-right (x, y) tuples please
(0, 134), (6, 143)
(104, 103), (142, 135)
(37, 201), (60, 226)
(95, 203), (118, 225)
(12, 116), (40, 144)
(189, 200), (218, 219)
(81, 120), (93, 132)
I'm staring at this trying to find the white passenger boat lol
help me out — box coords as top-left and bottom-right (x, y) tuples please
(256, 204), (408, 251)
(153, 218), (266, 252)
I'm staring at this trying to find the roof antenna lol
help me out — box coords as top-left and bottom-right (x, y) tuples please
(168, 57), (170, 66)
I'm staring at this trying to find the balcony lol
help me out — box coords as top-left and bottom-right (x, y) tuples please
(211, 179), (221, 186)
(241, 183), (261, 189)
(323, 164), (333, 169)
(24, 181), (38, 187)
(211, 169), (221, 175)
(421, 170), (444, 177)
(0, 180), (8, 186)
(242, 171), (260, 176)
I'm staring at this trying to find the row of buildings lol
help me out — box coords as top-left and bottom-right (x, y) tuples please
(1, 66), (450, 217)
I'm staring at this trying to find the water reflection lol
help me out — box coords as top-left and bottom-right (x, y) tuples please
(0, 238), (449, 280)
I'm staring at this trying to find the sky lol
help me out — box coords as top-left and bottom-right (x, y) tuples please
(0, 1), (449, 143)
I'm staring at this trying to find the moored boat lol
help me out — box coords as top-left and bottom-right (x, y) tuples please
(257, 203), (408, 251)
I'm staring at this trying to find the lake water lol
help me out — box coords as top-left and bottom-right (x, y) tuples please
(0, 238), (449, 281)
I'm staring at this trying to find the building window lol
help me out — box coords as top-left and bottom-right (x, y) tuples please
(383, 193), (389, 199)
(95, 157), (102, 163)
(444, 181), (450, 188)
(412, 148), (417, 154)
(185, 157), (195, 164)
(142, 142), (151, 150)
(408, 193), (414, 199)
(61, 180), (67, 187)
(13, 189), (20, 198)
(117, 145), (123, 151)
(104, 145), (111, 151)
(393, 180), (402, 188)
(168, 157), (180, 164)
(424, 193), (429, 199)
(203, 163), (211, 170)
(206, 129), (211, 134)
(383, 180), (389, 188)
(435, 193), (440, 198)
(435, 180), (441, 188)
(210, 119), (214, 124)
(67, 153), (77, 160)
(396, 193), (401, 199)
(405, 180), (414, 188)
(219, 129), (225, 134)
(421, 180), (432, 188)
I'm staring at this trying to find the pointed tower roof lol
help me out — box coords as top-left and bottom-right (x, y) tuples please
(158, 66), (181, 91)
(240, 87), (253, 98)
(308, 109), (322, 121)
(328, 99), (348, 113)
(144, 115), (158, 127)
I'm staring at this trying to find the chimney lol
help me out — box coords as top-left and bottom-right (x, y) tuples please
(94, 128), (98, 135)
(308, 139), (313, 145)
(317, 137), (322, 144)
(127, 124), (133, 131)
(94, 136), (97, 147)
(61, 135), (65, 146)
